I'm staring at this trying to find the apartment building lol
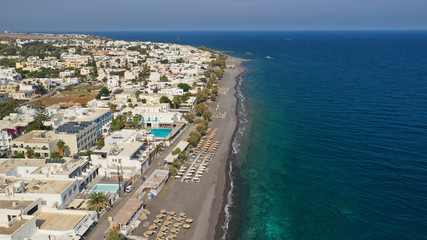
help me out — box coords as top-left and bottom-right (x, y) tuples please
(55, 122), (97, 155)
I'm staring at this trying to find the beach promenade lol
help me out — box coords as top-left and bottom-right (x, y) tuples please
(131, 56), (245, 240)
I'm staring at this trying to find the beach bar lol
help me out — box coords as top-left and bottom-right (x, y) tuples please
(109, 199), (144, 236)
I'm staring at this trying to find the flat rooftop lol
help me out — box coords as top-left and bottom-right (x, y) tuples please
(0, 219), (29, 235)
(0, 159), (45, 174)
(0, 157), (89, 176)
(111, 199), (143, 225)
(0, 178), (75, 194)
(110, 142), (147, 157)
(12, 130), (55, 144)
(36, 212), (85, 231)
(56, 121), (94, 134)
(0, 199), (34, 210)
(74, 108), (110, 122)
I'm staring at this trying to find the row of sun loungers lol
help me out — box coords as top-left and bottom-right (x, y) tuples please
(176, 128), (221, 183)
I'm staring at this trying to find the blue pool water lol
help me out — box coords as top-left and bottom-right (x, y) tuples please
(92, 184), (119, 193)
(150, 128), (173, 138)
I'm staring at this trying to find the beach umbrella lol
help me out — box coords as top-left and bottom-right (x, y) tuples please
(160, 209), (167, 214)
(154, 219), (162, 224)
(169, 211), (176, 215)
(145, 230), (153, 236)
(170, 228), (178, 234)
(149, 224), (157, 230)
(161, 225), (168, 232)
(179, 212), (186, 217)
(157, 232), (165, 237)
(183, 224), (191, 229)
(173, 223), (181, 228)
(167, 234), (176, 239)
(185, 218), (193, 223)
(156, 214), (164, 219)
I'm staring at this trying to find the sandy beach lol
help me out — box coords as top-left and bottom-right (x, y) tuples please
(132, 56), (246, 240)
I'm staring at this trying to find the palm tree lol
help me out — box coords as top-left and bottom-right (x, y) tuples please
(87, 192), (109, 214)
(109, 104), (117, 113)
(57, 140), (66, 157)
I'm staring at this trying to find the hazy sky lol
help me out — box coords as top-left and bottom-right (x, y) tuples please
(1, 0), (427, 31)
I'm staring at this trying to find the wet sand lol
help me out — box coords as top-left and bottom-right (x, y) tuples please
(132, 56), (246, 240)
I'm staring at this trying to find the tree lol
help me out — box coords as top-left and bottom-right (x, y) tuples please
(196, 90), (209, 103)
(87, 192), (109, 214)
(33, 101), (48, 129)
(172, 158), (181, 168)
(196, 124), (208, 135)
(169, 165), (178, 176)
(135, 90), (141, 99)
(178, 83), (191, 92)
(178, 151), (187, 161)
(34, 85), (47, 95)
(57, 140), (66, 157)
(13, 152), (25, 158)
(160, 59), (168, 64)
(172, 148), (181, 155)
(183, 113), (195, 123)
(172, 95), (181, 109)
(97, 138), (105, 149)
(109, 104), (117, 113)
(160, 96), (172, 105)
(106, 229), (125, 240)
(202, 109), (212, 121)
(96, 87), (110, 99)
(26, 148), (34, 159)
(188, 130), (202, 146)
(0, 98), (19, 120)
(51, 151), (62, 158)
(195, 103), (208, 116)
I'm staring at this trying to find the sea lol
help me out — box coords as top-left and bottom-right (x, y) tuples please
(79, 31), (427, 239)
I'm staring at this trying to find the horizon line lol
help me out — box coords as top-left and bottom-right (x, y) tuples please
(3, 29), (427, 33)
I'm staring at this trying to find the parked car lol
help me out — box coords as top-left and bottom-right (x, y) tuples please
(125, 185), (135, 193)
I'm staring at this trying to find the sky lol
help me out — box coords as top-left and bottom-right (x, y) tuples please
(1, 0), (427, 31)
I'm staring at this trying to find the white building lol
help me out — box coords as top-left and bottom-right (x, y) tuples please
(0, 67), (21, 81)
(64, 107), (113, 138)
(0, 197), (97, 240)
(55, 122), (97, 155)
(104, 129), (153, 146)
(91, 142), (155, 180)
(0, 177), (80, 210)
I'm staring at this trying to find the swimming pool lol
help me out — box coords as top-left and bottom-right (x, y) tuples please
(92, 184), (119, 193)
(150, 128), (173, 138)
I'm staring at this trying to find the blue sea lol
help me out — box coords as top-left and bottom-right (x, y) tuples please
(81, 31), (427, 239)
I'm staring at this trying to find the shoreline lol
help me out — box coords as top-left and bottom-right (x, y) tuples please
(197, 56), (247, 240)
(214, 61), (248, 240)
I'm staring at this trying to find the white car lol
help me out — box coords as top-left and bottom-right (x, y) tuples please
(125, 185), (135, 193)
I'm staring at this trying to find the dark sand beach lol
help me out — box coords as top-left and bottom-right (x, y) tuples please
(132, 56), (246, 240)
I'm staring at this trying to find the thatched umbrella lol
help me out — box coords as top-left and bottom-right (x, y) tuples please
(185, 218), (193, 223)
